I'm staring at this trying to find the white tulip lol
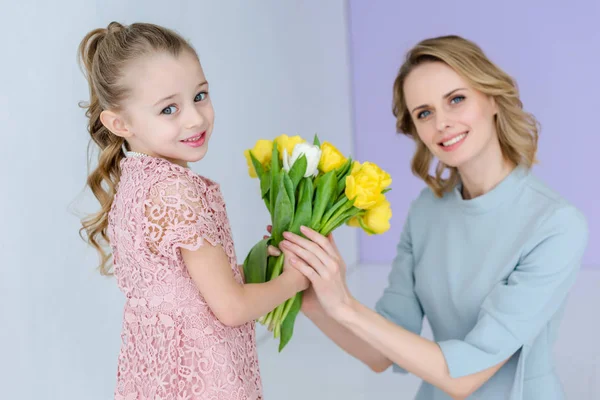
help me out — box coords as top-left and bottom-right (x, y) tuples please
(282, 143), (322, 177)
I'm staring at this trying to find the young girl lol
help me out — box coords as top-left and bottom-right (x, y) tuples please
(78, 22), (307, 400)
(279, 36), (589, 399)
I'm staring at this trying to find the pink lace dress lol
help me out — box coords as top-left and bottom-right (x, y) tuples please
(107, 155), (262, 400)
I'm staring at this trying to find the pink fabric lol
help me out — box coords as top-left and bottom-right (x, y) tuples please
(108, 155), (262, 400)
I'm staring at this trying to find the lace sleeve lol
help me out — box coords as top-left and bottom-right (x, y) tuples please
(144, 172), (219, 259)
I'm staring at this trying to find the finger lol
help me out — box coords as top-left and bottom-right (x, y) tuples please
(328, 234), (344, 265)
(267, 245), (281, 257)
(288, 256), (319, 283)
(284, 229), (336, 269)
(280, 239), (328, 277)
(328, 233), (340, 254)
(300, 226), (339, 261)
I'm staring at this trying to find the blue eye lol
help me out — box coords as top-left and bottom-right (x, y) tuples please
(161, 105), (177, 115)
(417, 110), (431, 119)
(450, 95), (465, 104)
(195, 91), (208, 102)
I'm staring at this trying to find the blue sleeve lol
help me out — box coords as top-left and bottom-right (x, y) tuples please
(437, 206), (588, 378)
(375, 208), (425, 374)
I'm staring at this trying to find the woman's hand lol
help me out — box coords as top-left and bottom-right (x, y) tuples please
(279, 226), (354, 320)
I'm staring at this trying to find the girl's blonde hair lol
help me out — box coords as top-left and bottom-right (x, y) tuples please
(392, 35), (539, 197)
(78, 22), (196, 275)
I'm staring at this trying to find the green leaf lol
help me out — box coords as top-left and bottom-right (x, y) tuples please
(357, 215), (377, 235)
(260, 174), (271, 199)
(335, 157), (352, 179)
(271, 142), (280, 171)
(320, 206), (362, 236)
(271, 175), (293, 245)
(269, 144), (281, 216)
(242, 238), (270, 284)
(269, 170), (280, 219)
(327, 177), (339, 210)
(283, 172), (295, 217)
(288, 154), (307, 190)
(336, 157), (353, 196)
(320, 196), (350, 227)
(249, 151), (265, 182)
(265, 255), (279, 282)
(279, 292), (303, 352)
(289, 178), (313, 234)
(313, 134), (321, 147)
(310, 170), (337, 230)
(268, 253), (286, 280)
(381, 188), (392, 194)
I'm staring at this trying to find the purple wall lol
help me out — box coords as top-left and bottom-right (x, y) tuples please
(349, 0), (599, 267)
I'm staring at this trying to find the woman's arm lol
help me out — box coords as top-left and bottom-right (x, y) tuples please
(338, 299), (508, 399)
(281, 227), (509, 399)
(302, 292), (393, 372)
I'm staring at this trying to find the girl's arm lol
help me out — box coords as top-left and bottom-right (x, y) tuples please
(182, 241), (308, 327)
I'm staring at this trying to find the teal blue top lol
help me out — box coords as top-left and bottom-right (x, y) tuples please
(375, 165), (588, 400)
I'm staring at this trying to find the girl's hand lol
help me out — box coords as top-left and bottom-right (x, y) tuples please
(265, 225), (281, 257)
(280, 226), (354, 320)
(264, 225), (308, 291)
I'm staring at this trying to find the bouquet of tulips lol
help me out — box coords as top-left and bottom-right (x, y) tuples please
(242, 134), (392, 351)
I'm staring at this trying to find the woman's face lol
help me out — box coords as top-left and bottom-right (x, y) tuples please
(403, 61), (499, 170)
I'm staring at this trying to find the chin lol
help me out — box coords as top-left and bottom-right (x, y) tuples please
(435, 152), (458, 167)
(187, 146), (209, 163)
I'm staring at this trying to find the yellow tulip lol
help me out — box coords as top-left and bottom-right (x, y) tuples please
(275, 134), (305, 159)
(244, 139), (273, 178)
(363, 162), (392, 188)
(347, 216), (360, 228)
(318, 141), (347, 173)
(345, 162), (392, 209)
(347, 197), (392, 235)
(361, 197), (392, 234)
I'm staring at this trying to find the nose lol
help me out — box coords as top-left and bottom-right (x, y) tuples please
(435, 110), (453, 132)
(183, 105), (205, 130)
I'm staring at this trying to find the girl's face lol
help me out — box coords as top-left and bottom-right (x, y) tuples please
(403, 61), (500, 171)
(104, 50), (214, 167)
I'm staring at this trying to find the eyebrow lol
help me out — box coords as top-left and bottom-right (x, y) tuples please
(411, 88), (467, 114)
(153, 81), (209, 106)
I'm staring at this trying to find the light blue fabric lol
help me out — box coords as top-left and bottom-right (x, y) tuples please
(375, 165), (588, 399)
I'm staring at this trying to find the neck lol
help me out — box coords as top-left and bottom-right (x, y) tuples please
(458, 154), (515, 200)
(127, 148), (189, 168)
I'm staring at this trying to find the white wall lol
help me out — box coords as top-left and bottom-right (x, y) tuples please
(0, 1), (355, 399)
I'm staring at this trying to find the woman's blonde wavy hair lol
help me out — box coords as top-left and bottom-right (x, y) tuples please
(78, 21), (196, 275)
(392, 35), (539, 197)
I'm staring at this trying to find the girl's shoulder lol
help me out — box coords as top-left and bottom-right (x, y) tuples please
(121, 155), (220, 195)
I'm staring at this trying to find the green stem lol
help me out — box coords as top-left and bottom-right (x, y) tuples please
(269, 253), (285, 280)
(318, 203), (347, 231)
(263, 310), (274, 328)
(320, 197), (349, 227)
(280, 292), (300, 323)
(271, 302), (285, 335)
(274, 322), (281, 338)
(320, 207), (363, 236)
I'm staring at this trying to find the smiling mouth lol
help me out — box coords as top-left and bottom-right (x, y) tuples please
(181, 132), (205, 143)
(439, 132), (468, 147)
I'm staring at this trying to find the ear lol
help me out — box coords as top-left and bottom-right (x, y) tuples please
(100, 110), (133, 139)
(489, 96), (499, 116)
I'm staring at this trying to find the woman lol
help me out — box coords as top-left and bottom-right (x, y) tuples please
(278, 35), (588, 399)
